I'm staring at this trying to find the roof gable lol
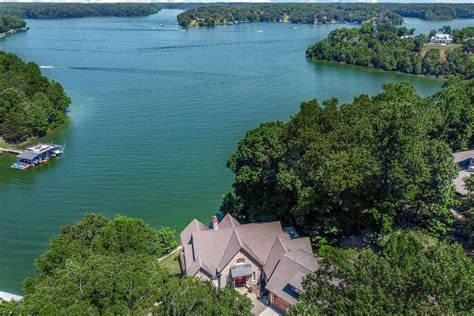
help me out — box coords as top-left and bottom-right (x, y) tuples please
(263, 237), (289, 279)
(180, 219), (209, 246)
(219, 213), (241, 229)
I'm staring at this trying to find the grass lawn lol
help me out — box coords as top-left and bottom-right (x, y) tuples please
(422, 43), (460, 60)
(159, 250), (182, 276)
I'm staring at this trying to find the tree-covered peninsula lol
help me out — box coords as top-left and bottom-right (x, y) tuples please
(0, 52), (71, 143)
(222, 78), (473, 243)
(177, 3), (403, 27)
(0, 3), (160, 19)
(0, 15), (26, 35)
(306, 24), (473, 78)
(176, 3), (474, 27)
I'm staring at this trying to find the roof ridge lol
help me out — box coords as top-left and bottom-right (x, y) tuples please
(235, 230), (263, 265)
(216, 230), (241, 271)
(283, 249), (316, 272)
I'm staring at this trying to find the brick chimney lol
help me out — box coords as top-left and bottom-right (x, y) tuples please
(212, 215), (218, 230)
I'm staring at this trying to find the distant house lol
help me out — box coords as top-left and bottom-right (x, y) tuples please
(431, 33), (453, 44)
(180, 214), (319, 313)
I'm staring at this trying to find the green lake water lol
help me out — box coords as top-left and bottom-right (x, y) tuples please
(0, 10), (472, 293)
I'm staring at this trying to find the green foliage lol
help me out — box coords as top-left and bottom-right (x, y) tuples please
(177, 3), (403, 27)
(0, 15), (26, 33)
(0, 3), (160, 19)
(0, 298), (22, 315)
(461, 177), (474, 248)
(289, 230), (474, 314)
(23, 254), (169, 315)
(19, 213), (180, 314)
(157, 227), (179, 255)
(177, 3), (474, 27)
(0, 52), (71, 143)
(157, 277), (252, 316)
(307, 24), (473, 79)
(224, 82), (465, 241)
(433, 77), (474, 151)
(386, 3), (474, 20)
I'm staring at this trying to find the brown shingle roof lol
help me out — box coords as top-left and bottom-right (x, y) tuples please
(219, 213), (241, 229)
(265, 250), (319, 305)
(181, 215), (318, 301)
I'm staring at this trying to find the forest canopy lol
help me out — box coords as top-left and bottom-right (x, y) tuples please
(222, 78), (473, 242)
(306, 24), (473, 79)
(177, 3), (474, 27)
(0, 214), (251, 315)
(0, 3), (160, 19)
(0, 52), (71, 143)
(289, 230), (474, 314)
(0, 15), (26, 34)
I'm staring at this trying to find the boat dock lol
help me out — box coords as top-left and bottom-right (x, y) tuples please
(10, 143), (65, 170)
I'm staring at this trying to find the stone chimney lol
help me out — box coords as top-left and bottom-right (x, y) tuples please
(212, 215), (218, 230)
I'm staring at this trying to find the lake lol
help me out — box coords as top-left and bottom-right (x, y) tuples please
(0, 9), (472, 292)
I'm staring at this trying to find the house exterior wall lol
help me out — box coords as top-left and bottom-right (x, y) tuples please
(195, 270), (211, 281)
(270, 292), (290, 313)
(218, 251), (261, 289)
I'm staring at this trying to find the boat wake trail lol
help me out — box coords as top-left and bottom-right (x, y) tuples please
(39, 65), (67, 69)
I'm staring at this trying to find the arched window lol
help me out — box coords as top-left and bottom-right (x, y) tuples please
(236, 258), (246, 264)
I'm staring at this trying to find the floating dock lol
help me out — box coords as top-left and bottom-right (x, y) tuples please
(11, 143), (65, 170)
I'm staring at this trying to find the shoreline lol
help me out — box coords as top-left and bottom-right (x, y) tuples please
(308, 58), (452, 80)
(0, 27), (28, 39)
(0, 116), (70, 153)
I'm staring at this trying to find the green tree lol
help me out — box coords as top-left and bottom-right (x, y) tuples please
(224, 83), (458, 241)
(433, 77), (474, 151)
(19, 214), (181, 315)
(157, 277), (252, 316)
(289, 230), (474, 315)
(23, 254), (169, 315)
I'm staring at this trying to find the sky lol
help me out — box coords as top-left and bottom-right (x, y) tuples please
(0, 0), (473, 3)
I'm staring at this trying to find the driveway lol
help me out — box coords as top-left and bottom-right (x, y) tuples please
(235, 287), (282, 316)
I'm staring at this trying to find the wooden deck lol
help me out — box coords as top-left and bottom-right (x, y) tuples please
(0, 147), (22, 154)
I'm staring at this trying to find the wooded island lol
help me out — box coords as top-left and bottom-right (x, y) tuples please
(177, 3), (474, 27)
(0, 53), (71, 143)
(306, 24), (473, 78)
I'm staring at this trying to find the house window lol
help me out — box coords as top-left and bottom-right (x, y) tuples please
(252, 272), (256, 281)
(237, 258), (245, 264)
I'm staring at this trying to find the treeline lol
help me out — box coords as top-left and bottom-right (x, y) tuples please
(0, 15), (26, 34)
(177, 4), (404, 27)
(222, 78), (473, 242)
(386, 3), (474, 21)
(176, 3), (474, 27)
(0, 52), (71, 143)
(290, 230), (474, 314)
(0, 214), (252, 315)
(306, 24), (473, 78)
(0, 3), (160, 19)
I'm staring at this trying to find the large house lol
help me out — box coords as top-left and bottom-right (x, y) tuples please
(180, 214), (319, 313)
(431, 33), (453, 44)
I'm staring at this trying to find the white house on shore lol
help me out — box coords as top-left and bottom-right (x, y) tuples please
(431, 33), (453, 44)
(180, 214), (319, 313)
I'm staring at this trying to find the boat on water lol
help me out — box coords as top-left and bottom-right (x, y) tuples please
(10, 143), (65, 170)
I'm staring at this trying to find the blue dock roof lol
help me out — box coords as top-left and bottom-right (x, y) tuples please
(17, 151), (39, 160)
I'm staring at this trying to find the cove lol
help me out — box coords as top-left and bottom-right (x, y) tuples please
(0, 9), (471, 292)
